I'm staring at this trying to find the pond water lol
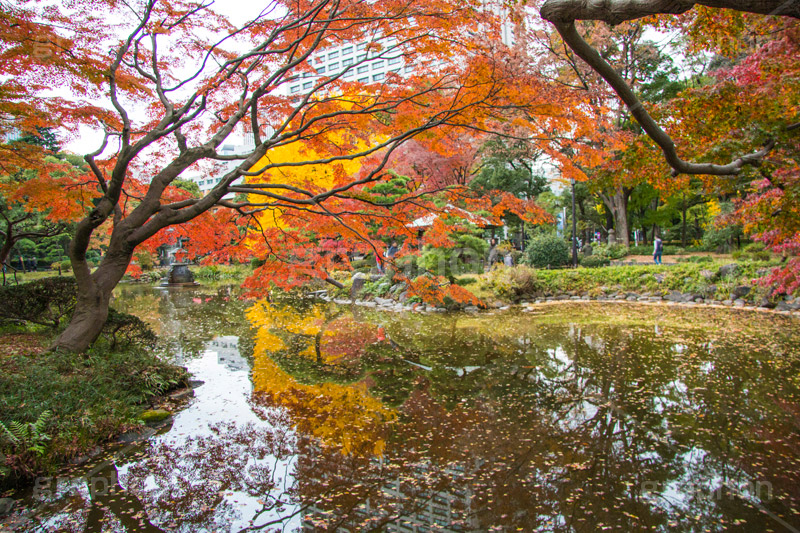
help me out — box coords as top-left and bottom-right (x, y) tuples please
(6, 285), (800, 532)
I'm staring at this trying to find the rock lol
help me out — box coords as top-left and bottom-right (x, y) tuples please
(140, 409), (172, 424)
(665, 290), (683, 302)
(119, 427), (157, 443)
(350, 273), (368, 299)
(398, 291), (409, 303)
(733, 299), (746, 307)
(722, 299), (733, 306)
(654, 273), (666, 283)
(759, 298), (776, 309)
(0, 498), (15, 516)
(702, 284), (717, 298)
(499, 305), (511, 310)
(681, 293), (696, 303)
(649, 296), (663, 301)
(169, 388), (194, 400)
(732, 285), (751, 299)
(188, 379), (205, 388)
(700, 269), (715, 281)
(389, 282), (407, 294)
(626, 295), (638, 301)
(464, 306), (479, 312)
(717, 263), (741, 278)
(555, 295), (569, 301)
(333, 298), (350, 305)
(570, 296), (581, 300)
(694, 297), (704, 303)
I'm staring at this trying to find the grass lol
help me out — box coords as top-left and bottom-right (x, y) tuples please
(0, 326), (187, 487)
(477, 259), (783, 303)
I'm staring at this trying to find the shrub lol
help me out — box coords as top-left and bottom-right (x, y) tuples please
(0, 277), (76, 329)
(101, 309), (158, 350)
(580, 255), (610, 268)
(675, 255), (713, 264)
(525, 234), (570, 268)
(592, 243), (629, 260)
(483, 265), (543, 301)
(134, 251), (155, 271)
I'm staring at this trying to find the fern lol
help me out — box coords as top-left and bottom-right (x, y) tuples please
(0, 410), (51, 456)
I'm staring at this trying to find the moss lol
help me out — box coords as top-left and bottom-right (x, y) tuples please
(139, 409), (172, 423)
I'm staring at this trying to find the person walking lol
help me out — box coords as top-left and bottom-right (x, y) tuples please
(653, 234), (663, 265)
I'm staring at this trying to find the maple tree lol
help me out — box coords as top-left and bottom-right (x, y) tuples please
(1, 0), (580, 353)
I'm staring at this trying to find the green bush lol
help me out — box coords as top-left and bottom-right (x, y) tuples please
(483, 265), (544, 300)
(101, 309), (158, 350)
(676, 255), (713, 263)
(580, 255), (611, 268)
(525, 234), (570, 268)
(134, 251), (155, 271)
(592, 243), (629, 260)
(0, 277), (76, 329)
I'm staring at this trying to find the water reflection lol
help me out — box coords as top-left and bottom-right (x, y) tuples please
(6, 288), (800, 532)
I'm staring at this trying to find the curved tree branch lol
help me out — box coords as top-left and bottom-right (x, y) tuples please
(541, 0), (800, 25)
(546, 19), (777, 176)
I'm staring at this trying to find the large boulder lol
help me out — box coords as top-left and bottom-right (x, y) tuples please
(717, 263), (741, 279)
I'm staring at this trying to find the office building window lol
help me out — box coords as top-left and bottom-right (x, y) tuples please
(329, 62), (339, 71)
(314, 56), (323, 63)
(357, 53), (367, 61)
(342, 58), (353, 66)
(328, 51), (339, 60)
(390, 68), (400, 74)
(302, 81), (312, 89)
(356, 43), (366, 50)
(358, 76), (369, 83)
(404, 65), (414, 73)
(342, 46), (353, 55)
(388, 56), (401, 65)
(373, 72), (384, 81)
(317, 66), (325, 74)
(290, 85), (300, 93)
(372, 60), (384, 70)
(357, 65), (369, 74)
(343, 70), (354, 78)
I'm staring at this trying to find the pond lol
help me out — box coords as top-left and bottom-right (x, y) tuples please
(7, 285), (800, 532)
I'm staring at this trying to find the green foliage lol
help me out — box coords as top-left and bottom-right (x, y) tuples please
(0, 277), (76, 328)
(0, 410), (51, 457)
(135, 250), (155, 271)
(172, 178), (201, 197)
(194, 264), (249, 281)
(732, 242), (771, 261)
(524, 234), (570, 268)
(675, 255), (714, 263)
(482, 260), (780, 302)
(580, 255), (611, 268)
(101, 308), (158, 350)
(592, 243), (630, 260)
(0, 346), (186, 484)
(482, 265), (544, 301)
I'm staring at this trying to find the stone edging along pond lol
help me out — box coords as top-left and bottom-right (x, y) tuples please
(322, 292), (800, 317)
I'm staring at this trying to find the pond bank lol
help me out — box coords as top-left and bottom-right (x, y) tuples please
(0, 330), (190, 493)
(326, 261), (800, 315)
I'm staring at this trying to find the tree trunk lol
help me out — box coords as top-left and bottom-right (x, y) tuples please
(0, 238), (13, 271)
(599, 188), (631, 247)
(52, 245), (133, 353)
(681, 192), (687, 247)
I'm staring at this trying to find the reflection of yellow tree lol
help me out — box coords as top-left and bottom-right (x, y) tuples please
(248, 301), (395, 456)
